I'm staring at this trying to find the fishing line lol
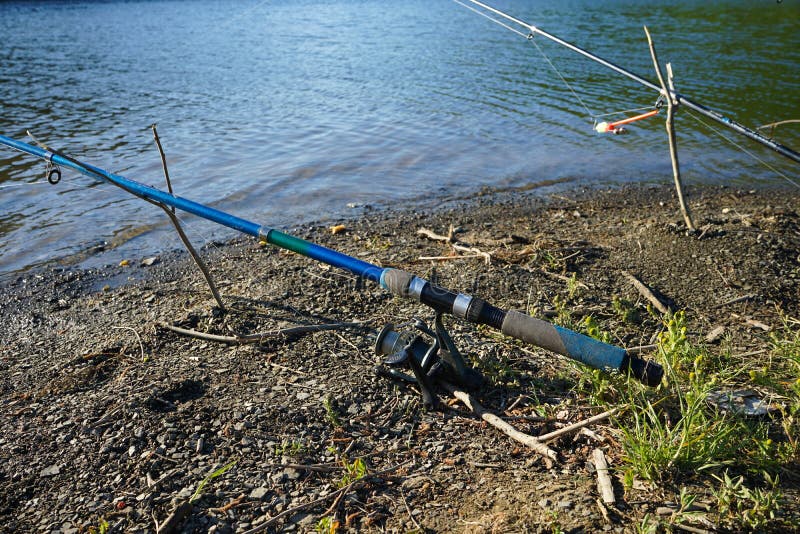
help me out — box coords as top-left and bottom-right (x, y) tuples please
(451, 0), (529, 38)
(0, 180), (56, 190)
(451, 0), (626, 125)
(685, 109), (800, 190)
(452, 0), (800, 164)
(527, 37), (597, 124)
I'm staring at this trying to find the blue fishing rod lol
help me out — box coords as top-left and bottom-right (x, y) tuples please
(0, 133), (663, 395)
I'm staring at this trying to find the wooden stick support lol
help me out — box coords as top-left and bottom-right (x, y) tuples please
(644, 26), (694, 231)
(150, 124), (226, 310)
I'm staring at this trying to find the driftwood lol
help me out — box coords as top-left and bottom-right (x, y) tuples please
(622, 271), (670, 315)
(440, 381), (558, 465)
(593, 448), (616, 504)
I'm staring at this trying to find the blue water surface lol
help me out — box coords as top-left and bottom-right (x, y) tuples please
(0, 0), (798, 276)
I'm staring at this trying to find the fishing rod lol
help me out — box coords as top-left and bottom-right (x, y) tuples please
(0, 133), (662, 400)
(454, 0), (800, 165)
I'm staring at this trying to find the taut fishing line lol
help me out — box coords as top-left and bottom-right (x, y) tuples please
(451, 0), (800, 165)
(685, 109), (800, 190)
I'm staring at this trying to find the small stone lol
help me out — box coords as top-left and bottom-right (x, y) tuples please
(283, 467), (301, 481)
(40, 464), (60, 477)
(402, 475), (428, 490)
(249, 487), (270, 500)
(705, 325), (725, 343)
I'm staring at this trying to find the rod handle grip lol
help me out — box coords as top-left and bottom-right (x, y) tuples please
(501, 311), (662, 386)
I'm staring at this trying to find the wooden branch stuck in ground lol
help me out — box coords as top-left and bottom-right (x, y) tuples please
(644, 26), (694, 231)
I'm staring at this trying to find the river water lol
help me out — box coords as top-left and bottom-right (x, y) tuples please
(1, 0), (798, 277)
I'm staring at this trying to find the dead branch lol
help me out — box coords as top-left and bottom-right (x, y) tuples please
(417, 227), (492, 264)
(622, 271), (670, 315)
(538, 408), (619, 443)
(418, 254), (486, 262)
(644, 27), (694, 230)
(157, 321), (365, 344)
(208, 493), (246, 514)
(157, 501), (193, 534)
(149, 124), (226, 310)
(440, 381), (558, 465)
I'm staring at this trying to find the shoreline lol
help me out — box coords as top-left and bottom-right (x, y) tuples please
(1, 183), (799, 532)
(1, 177), (793, 286)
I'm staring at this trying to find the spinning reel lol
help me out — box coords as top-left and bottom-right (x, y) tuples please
(374, 311), (484, 409)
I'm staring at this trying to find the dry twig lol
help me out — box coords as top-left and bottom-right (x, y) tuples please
(622, 271), (670, 315)
(157, 501), (193, 534)
(417, 227), (492, 264)
(538, 408), (619, 443)
(157, 321), (364, 345)
(644, 27), (694, 230)
(440, 381), (558, 465)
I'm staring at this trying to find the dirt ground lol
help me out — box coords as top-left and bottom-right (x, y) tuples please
(0, 184), (798, 533)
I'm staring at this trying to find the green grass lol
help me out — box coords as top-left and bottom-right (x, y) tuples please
(323, 396), (343, 429)
(566, 310), (799, 531)
(274, 439), (305, 457)
(190, 459), (237, 504)
(338, 457), (367, 488)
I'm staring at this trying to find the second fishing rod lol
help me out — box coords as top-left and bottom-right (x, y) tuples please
(455, 0), (800, 165)
(0, 133), (663, 392)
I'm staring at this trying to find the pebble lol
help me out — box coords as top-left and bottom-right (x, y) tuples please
(40, 464), (60, 477)
(557, 500), (573, 510)
(283, 467), (301, 481)
(249, 487), (270, 500)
